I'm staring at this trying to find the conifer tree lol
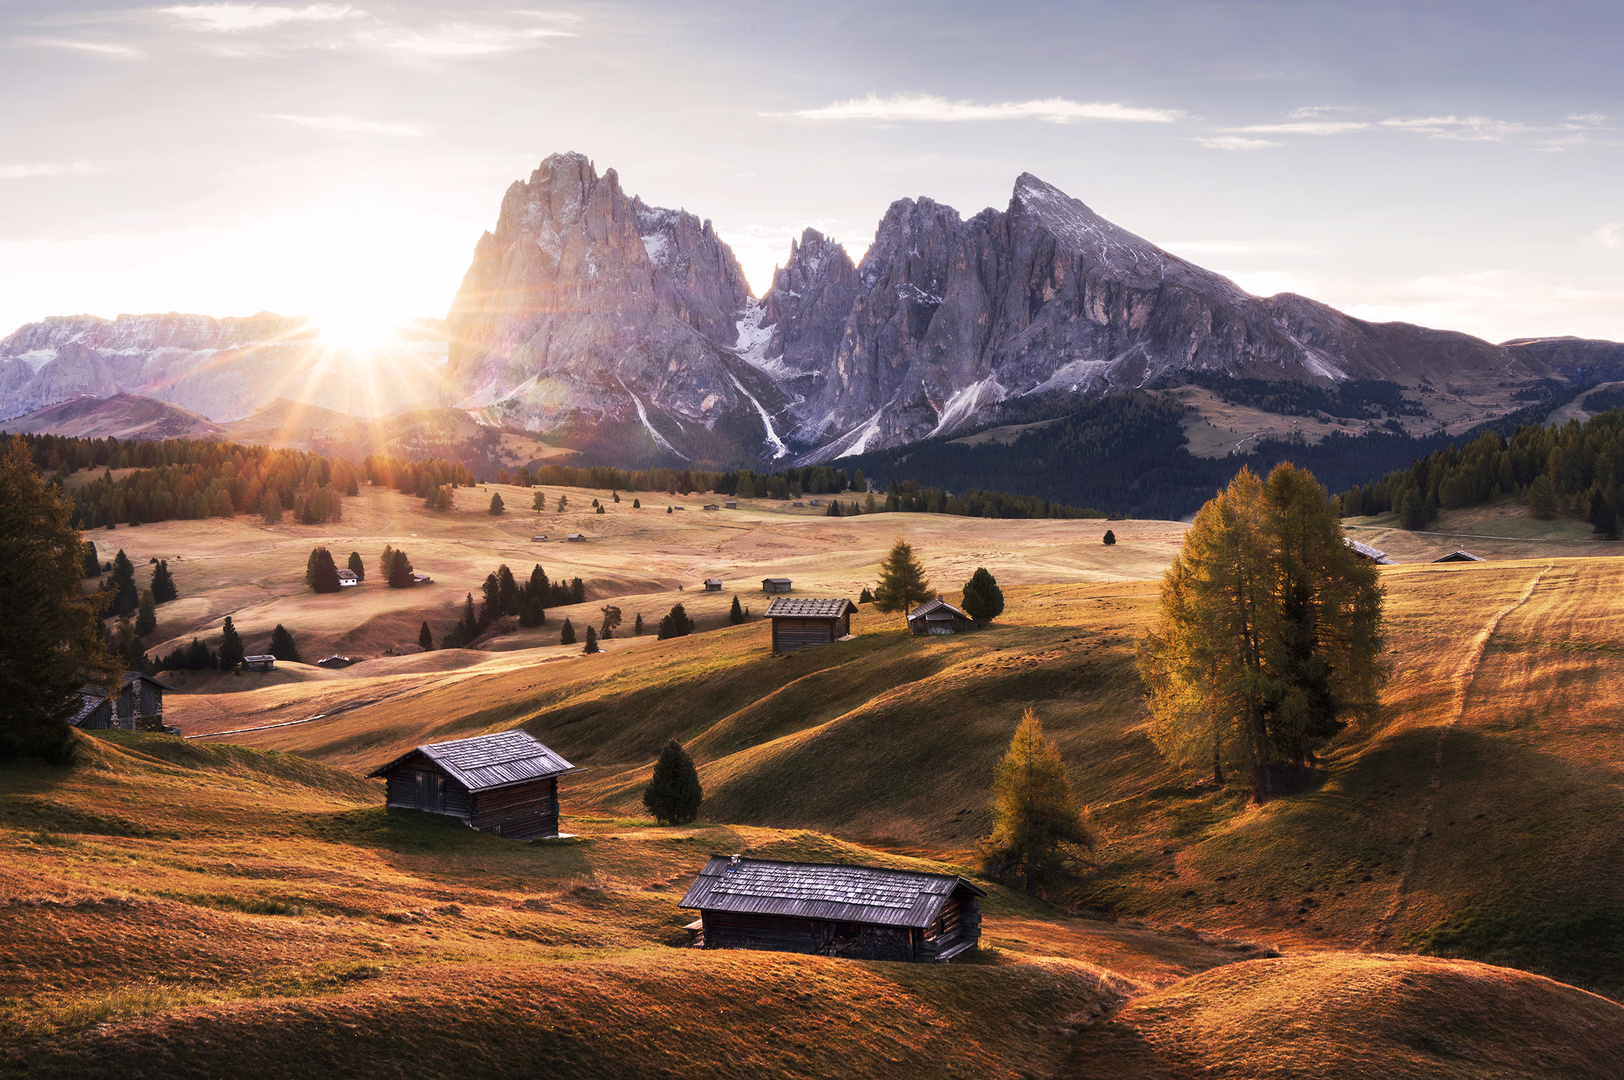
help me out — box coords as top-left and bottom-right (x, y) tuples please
(728, 594), (744, 625)
(107, 549), (139, 616)
(533, 489), (547, 511)
(459, 593), (478, 642)
(83, 540), (101, 579)
(269, 623), (302, 663)
(379, 545), (396, 582)
(150, 559), (178, 602)
(634, 613), (644, 635)
(259, 489), (283, 524)
(560, 618), (576, 645)
(186, 637), (213, 670)
(136, 589), (157, 636)
(387, 549), (414, 588)
(872, 537), (932, 617)
(632, 498), (640, 508)
(977, 709), (1094, 896)
(489, 492), (505, 515)
(571, 577), (585, 604)
(1137, 464), (1387, 801)
(960, 567), (1005, 627)
(218, 616), (245, 671)
(859, 586), (875, 604)
(556, 494), (568, 512)
(419, 621), (434, 651)
(599, 605), (621, 639)
(347, 551), (365, 582)
(0, 437), (116, 763)
(583, 625), (599, 654)
(309, 547), (342, 593)
(657, 602), (694, 640)
(642, 740), (703, 825)
(1103, 529), (1116, 546)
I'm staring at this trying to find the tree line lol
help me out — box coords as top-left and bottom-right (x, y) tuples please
(1338, 406), (1624, 536)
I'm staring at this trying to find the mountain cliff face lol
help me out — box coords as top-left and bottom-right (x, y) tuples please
(0, 313), (450, 423)
(445, 152), (788, 464)
(779, 173), (1537, 458)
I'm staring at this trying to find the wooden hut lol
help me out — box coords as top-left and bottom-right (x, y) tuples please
(765, 597), (856, 653)
(367, 730), (575, 840)
(905, 597), (975, 635)
(1345, 538), (1395, 565)
(703, 503), (720, 511)
(761, 577), (792, 593)
(69, 672), (171, 732)
(724, 500), (738, 509)
(1434, 550), (1484, 562)
(680, 856), (984, 962)
(703, 578), (724, 592)
(242, 654), (277, 672)
(336, 569), (359, 587)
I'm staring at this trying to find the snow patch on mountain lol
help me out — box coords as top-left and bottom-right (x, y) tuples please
(617, 377), (688, 460)
(728, 372), (789, 458)
(928, 377), (1006, 438)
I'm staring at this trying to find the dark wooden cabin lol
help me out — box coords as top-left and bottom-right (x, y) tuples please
(1345, 538), (1395, 565)
(680, 856), (984, 962)
(242, 654), (276, 672)
(70, 672), (171, 732)
(1434, 550), (1484, 563)
(765, 597), (856, 653)
(762, 577), (793, 593)
(367, 730), (575, 840)
(703, 578), (724, 592)
(906, 597), (976, 635)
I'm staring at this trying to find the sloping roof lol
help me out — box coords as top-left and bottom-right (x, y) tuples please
(765, 597), (856, 619)
(762, 576), (792, 584)
(68, 689), (109, 727)
(243, 654), (276, 664)
(1434, 550), (1485, 562)
(1345, 538), (1395, 565)
(704, 578), (724, 586)
(367, 729), (574, 792)
(336, 569), (357, 581)
(680, 856), (984, 928)
(906, 597), (968, 623)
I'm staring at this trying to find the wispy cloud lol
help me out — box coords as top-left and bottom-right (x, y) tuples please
(1379, 115), (1529, 141)
(1195, 135), (1279, 151)
(160, 4), (362, 33)
(1587, 222), (1624, 249)
(778, 93), (1184, 124)
(265, 113), (425, 137)
(0, 161), (97, 180)
(19, 38), (141, 57)
(360, 22), (573, 57)
(1226, 120), (1370, 135)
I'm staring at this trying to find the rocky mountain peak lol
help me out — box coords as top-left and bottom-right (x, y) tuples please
(754, 228), (859, 380)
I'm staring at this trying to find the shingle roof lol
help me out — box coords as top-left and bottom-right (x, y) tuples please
(680, 856), (984, 928)
(906, 597), (968, 623)
(1434, 550), (1485, 562)
(1345, 538), (1395, 565)
(765, 597), (857, 619)
(367, 729), (574, 792)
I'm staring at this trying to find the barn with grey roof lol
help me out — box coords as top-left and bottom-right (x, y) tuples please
(367, 730), (575, 840)
(680, 856), (984, 962)
(764, 597), (856, 653)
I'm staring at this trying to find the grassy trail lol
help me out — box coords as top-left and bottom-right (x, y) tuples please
(1372, 562), (1553, 946)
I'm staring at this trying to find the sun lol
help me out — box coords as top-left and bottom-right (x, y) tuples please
(309, 310), (409, 354)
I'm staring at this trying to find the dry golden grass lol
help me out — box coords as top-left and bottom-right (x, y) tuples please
(1066, 952), (1624, 1079)
(105, 482), (1180, 663)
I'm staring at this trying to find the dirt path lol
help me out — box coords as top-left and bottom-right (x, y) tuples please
(1369, 562), (1553, 945)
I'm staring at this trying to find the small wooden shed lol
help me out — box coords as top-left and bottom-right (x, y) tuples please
(680, 856), (984, 962)
(762, 577), (792, 593)
(242, 654), (276, 672)
(367, 730), (575, 840)
(69, 672), (171, 732)
(1345, 538), (1395, 565)
(724, 500), (738, 509)
(336, 569), (359, 587)
(1434, 550), (1485, 563)
(906, 597), (976, 636)
(703, 578), (724, 592)
(765, 597), (856, 653)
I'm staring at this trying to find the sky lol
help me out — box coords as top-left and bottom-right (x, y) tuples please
(1, 0), (1621, 345)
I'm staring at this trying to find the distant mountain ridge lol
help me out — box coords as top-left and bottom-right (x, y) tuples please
(7, 152), (1624, 472)
(0, 312), (452, 424)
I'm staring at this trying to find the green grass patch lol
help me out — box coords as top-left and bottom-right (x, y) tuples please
(1412, 903), (1624, 998)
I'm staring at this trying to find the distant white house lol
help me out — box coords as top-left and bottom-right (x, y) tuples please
(336, 568), (359, 587)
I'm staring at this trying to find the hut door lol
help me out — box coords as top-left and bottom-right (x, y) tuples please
(415, 770), (445, 812)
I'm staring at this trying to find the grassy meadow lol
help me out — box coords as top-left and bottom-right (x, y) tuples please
(10, 483), (1624, 1076)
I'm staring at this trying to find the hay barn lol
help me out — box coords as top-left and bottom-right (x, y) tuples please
(367, 730), (575, 840)
(70, 672), (171, 732)
(762, 577), (793, 593)
(906, 597), (976, 636)
(680, 856), (984, 962)
(765, 597), (855, 653)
